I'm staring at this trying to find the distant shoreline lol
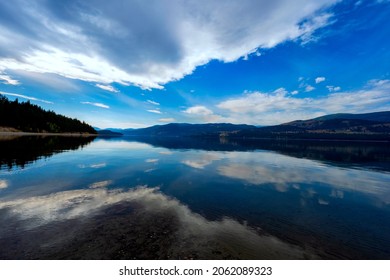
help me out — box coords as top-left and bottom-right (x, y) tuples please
(0, 125), (96, 136)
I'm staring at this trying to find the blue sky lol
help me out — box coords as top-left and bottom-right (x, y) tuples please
(0, 0), (389, 128)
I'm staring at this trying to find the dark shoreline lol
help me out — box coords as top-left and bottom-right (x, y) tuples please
(0, 131), (98, 137)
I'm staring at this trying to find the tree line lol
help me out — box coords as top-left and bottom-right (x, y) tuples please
(0, 95), (96, 133)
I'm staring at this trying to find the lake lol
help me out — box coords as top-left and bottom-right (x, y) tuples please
(0, 135), (389, 259)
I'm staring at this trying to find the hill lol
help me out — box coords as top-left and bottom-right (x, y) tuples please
(277, 111), (390, 133)
(311, 111), (390, 122)
(232, 111), (390, 140)
(124, 123), (256, 137)
(97, 129), (123, 136)
(0, 95), (96, 134)
(123, 111), (390, 141)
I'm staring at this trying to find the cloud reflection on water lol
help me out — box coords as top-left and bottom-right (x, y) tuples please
(0, 186), (319, 259)
(181, 152), (223, 169)
(0, 179), (8, 189)
(215, 151), (390, 203)
(78, 163), (107, 169)
(88, 180), (113, 189)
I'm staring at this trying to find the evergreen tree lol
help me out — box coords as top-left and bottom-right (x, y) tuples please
(0, 96), (96, 133)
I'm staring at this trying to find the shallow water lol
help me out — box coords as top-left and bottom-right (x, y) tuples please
(0, 136), (389, 259)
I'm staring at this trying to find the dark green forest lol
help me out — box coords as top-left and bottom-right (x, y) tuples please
(0, 96), (96, 133)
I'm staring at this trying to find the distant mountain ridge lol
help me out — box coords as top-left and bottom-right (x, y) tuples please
(276, 111), (390, 133)
(97, 129), (123, 136)
(234, 111), (390, 140)
(118, 111), (390, 140)
(124, 123), (256, 137)
(312, 111), (390, 122)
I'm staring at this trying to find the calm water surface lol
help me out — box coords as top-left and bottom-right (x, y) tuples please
(0, 135), (389, 259)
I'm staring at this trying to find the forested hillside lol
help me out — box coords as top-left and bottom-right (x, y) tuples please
(0, 96), (96, 134)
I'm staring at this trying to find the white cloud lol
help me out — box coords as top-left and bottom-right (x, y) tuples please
(298, 78), (316, 92)
(291, 90), (299, 95)
(147, 109), (162, 114)
(315, 76), (326, 83)
(305, 85), (315, 92)
(158, 118), (175, 123)
(0, 0), (339, 89)
(183, 105), (213, 116)
(326, 85), (341, 92)
(0, 91), (53, 104)
(182, 105), (224, 122)
(81, 101), (110, 109)
(217, 79), (390, 125)
(95, 84), (119, 93)
(147, 100), (160, 106)
(218, 89), (299, 115)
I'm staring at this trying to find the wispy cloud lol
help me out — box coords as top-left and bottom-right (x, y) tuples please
(0, 91), (53, 104)
(0, 0), (338, 89)
(147, 100), (160, 106)
(81, 101), (110, 109)
(0, 72), (20, 85)
(95, 84), (119, 93)
(298, 13), (335, 44)
(158, 118), (175, 123)
(147, 109), (162, 114)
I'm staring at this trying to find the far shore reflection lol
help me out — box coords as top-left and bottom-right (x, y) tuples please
(0, 135), (96, 170)
(123, 136), (390, 172)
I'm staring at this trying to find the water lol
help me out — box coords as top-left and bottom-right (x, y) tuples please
(0, 135), (389, 259)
